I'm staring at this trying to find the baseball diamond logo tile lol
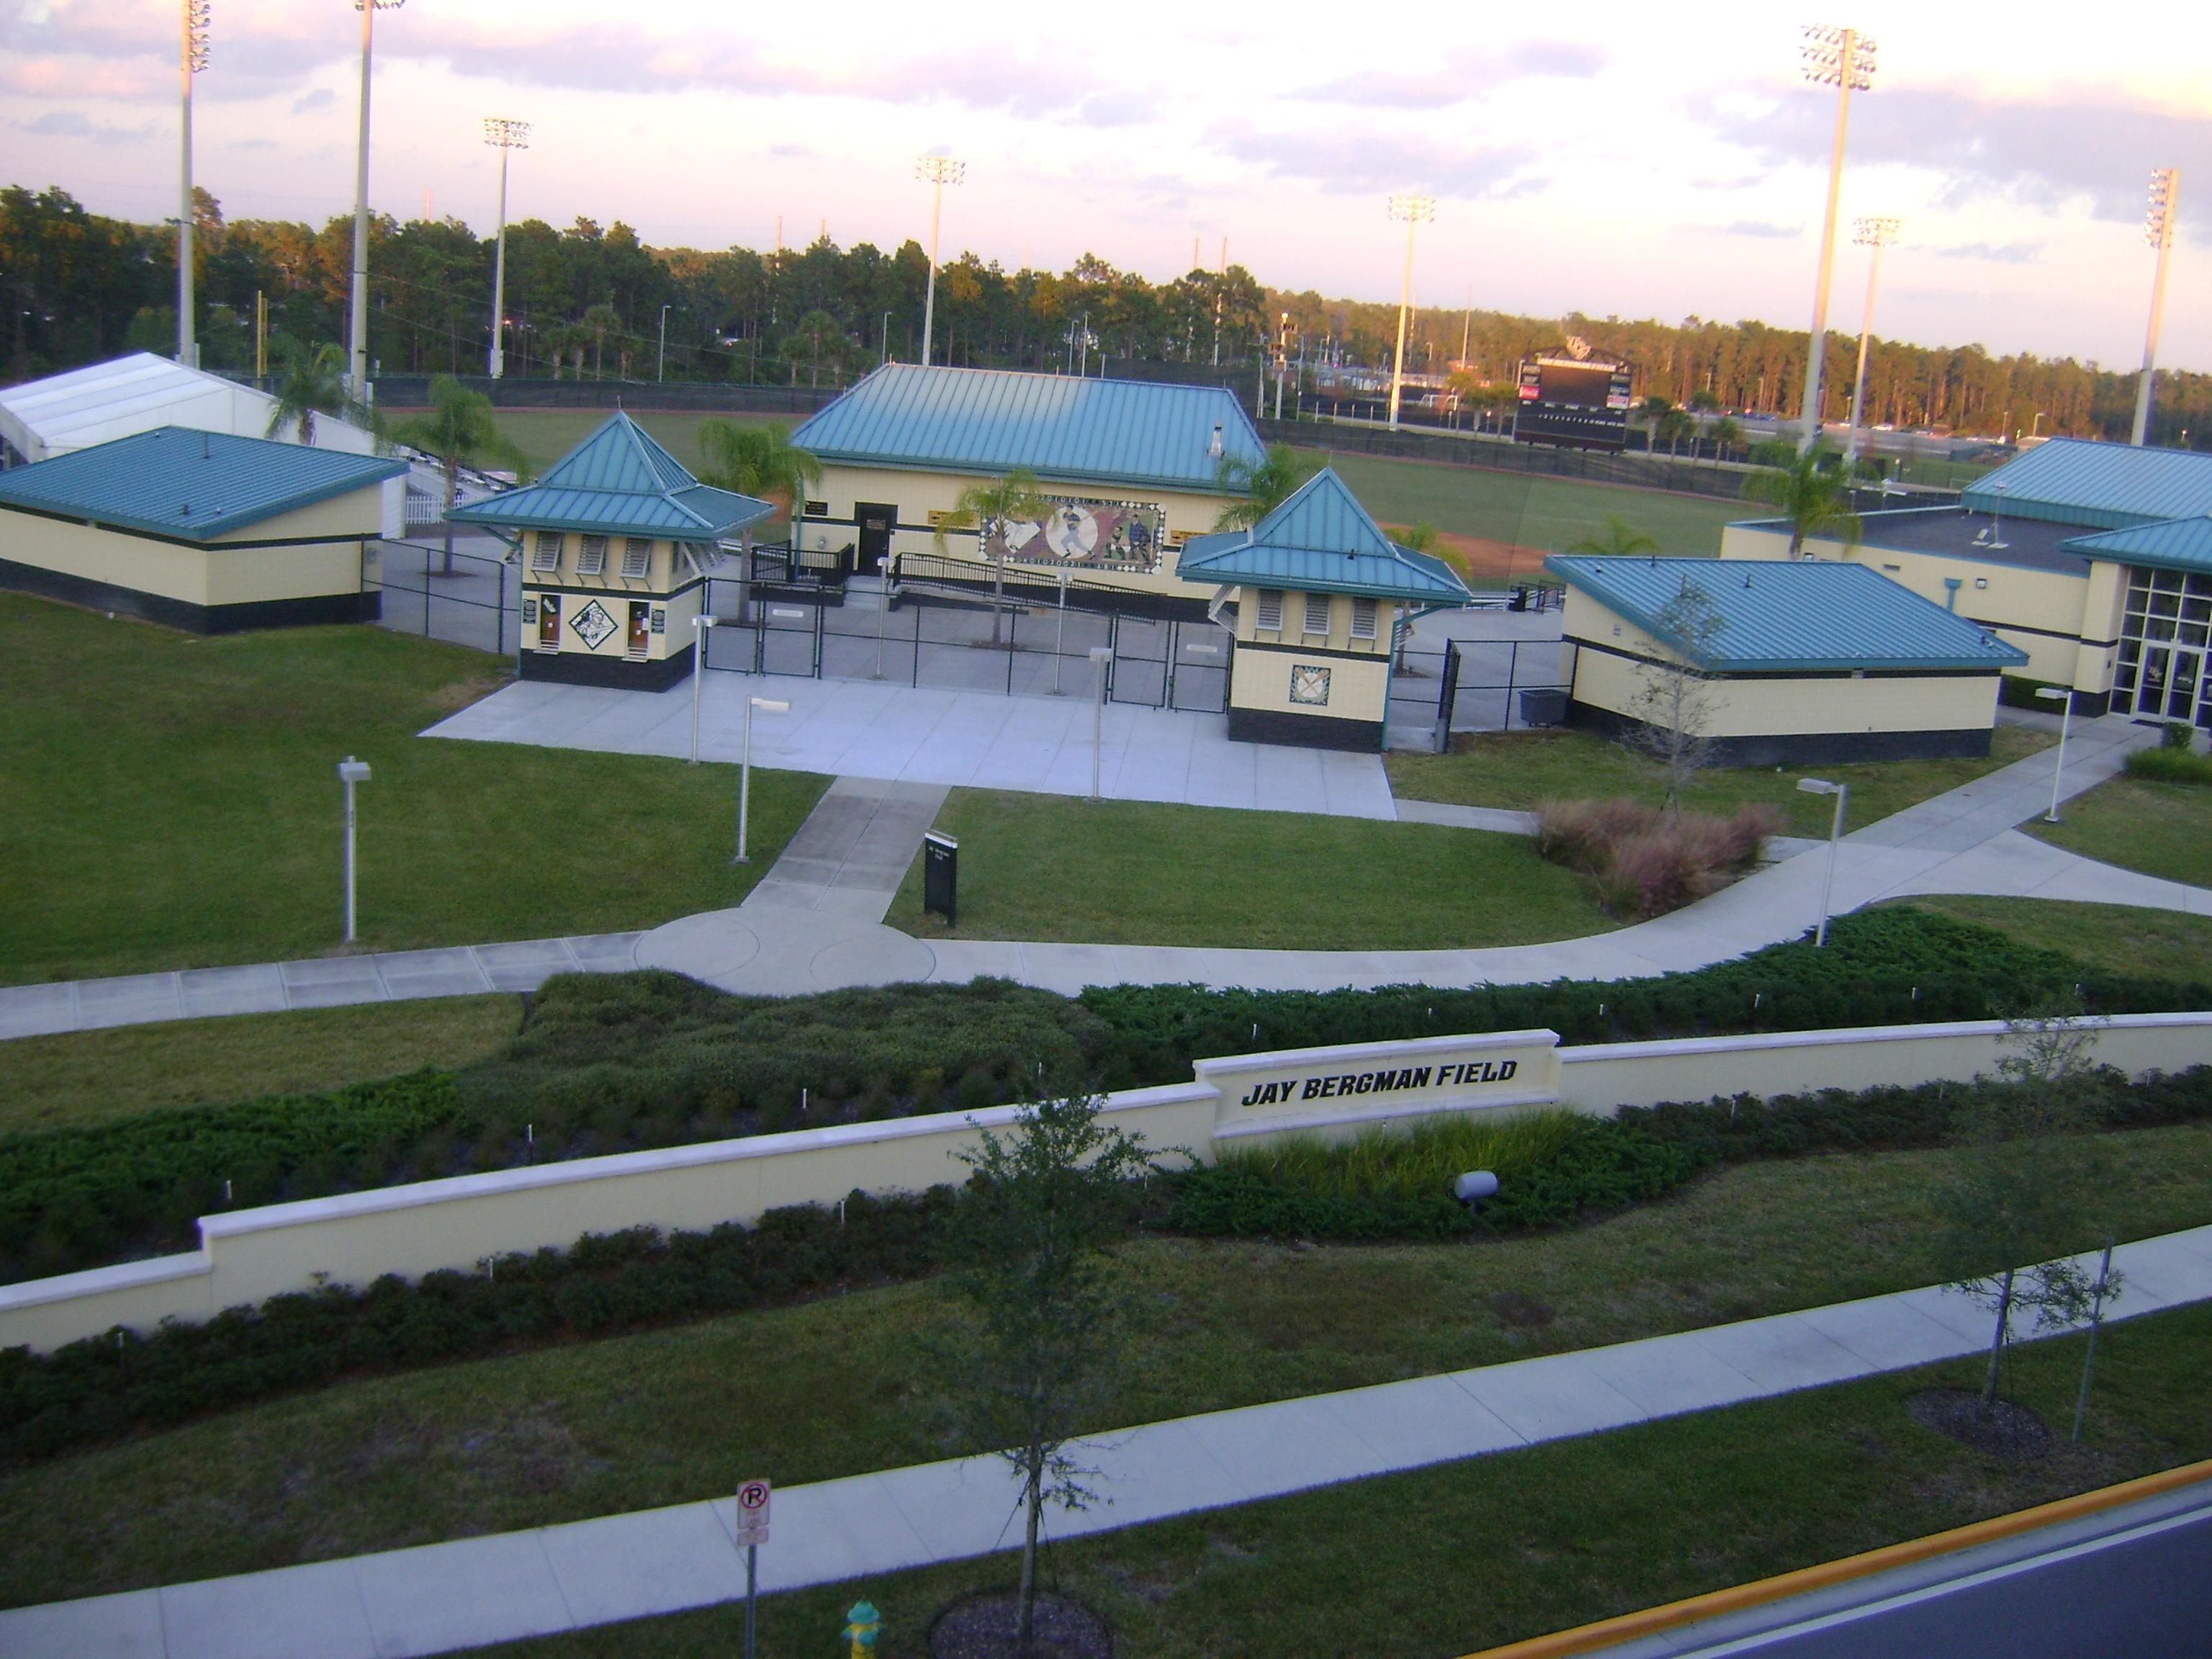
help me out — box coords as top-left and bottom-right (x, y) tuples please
(569, 599), (618, 649)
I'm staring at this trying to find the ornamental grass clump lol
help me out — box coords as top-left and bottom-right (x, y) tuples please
(1216, 1109), (1588, 1203)
(1536, 798), (1784, 920)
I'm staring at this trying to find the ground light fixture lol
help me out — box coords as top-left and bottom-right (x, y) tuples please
(688, 613), (716, 762)
(1088, 646), (1114, 801)
(1454, 1170), (1499, 1205)
(1796, 23), (1876, 456)
(734, 697), (789, 863)
(2037, 686), (2075, 822)
(1797, 777), (1848, 947)
(2133, 168), (2182, 447)
(483, 117), (529, 377)
(176, 0), (211, 369)
(348, 0), (408, 399)
(1385, 194), (1437, 433)
(1843, 216), (1899, 467)
(338, 756), (372, 944)
(914, 156), (965, 367)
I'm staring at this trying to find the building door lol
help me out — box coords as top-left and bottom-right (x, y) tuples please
(626, 601), (651, 657)
(855, 503), (896, 578)
(537, 593), (560, 650)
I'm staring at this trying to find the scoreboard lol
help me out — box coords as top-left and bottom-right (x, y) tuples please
(1514, 354), (1635, 451)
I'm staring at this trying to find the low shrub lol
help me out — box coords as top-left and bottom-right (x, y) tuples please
(1536, 799), (1786, 920)
(1214, 1110), (1588, 1203)
(2124, 745), (2212, 787)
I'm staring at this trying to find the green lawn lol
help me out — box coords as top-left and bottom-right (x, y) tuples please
(0, 596), (829, 984)
(477, 410), (781, 476)
(1388, 725), (2056, 840)
(883, 789), (1617, 950)
(0, 997), (521, 1136)
(1882, 898), (2212, 986)
(2027, 775), (2212, 889)
(8, 1121), (2208, 1608)
(475, 1300), (2212, 1659)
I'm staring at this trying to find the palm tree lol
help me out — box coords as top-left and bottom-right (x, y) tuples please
(936, 469), (1048, 647)
(1655, 408), (1697, 458)
(580, 303), (621, 379)
(1636, 395), (1673, 455)
(697, 418), (822, 528)
(1211, 444), (1318, 530)
(1709, 416), (1745, 462)
(264, 338), (367, 446)
(386, 375), (530, 572)
(1743, 451), (1863, 559)
(778, 310), (853, 389)
(1568, 516), (1660, 559)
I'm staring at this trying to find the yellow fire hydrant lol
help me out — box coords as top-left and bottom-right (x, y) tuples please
(844, 1600), (881, 1658)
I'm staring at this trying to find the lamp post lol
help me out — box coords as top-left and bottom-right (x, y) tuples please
(689, 613), (716, 762)
(2132, 168), (2181, 447)
(1797, 778), (1848, 947)
(657, 304), (672, 382)
(348, 0), (408, 401)
(338, 756), (372, 943)
(734, 696), (788, 863)
(1088, 646), (1113, 801)
(914, 156), (965, 367)
(1051, 570), (1070, 694)
(871, 556), (890, 680)
(176, 0), (210, 369)
(482, 117), (528, 377)
(1843, 216), (1898, 468)
(1385, 194), (1436, 432)
(1796, 24), (1876, 456)
(2036, 685), (2075, 822)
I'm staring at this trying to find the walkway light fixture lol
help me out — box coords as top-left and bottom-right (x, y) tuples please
(176, 0), (211, 369)
(1796, 24), (1876, 456)
(483, 117), (530, 378)
(1385, 194), (1437, 433)
(689, 612), (716, 762)
(1088, 646), (1113, 801)
(914, 156), (965, 368)
(2132, 168), (2181, 447)
(338, 756), (372, 943)
(734, 696), (789, 863)
(2036, 686), (2074, 822)
(1797, 777), (1848, 947)
(1843, 216), (1899, 468)
(348, 0), (408, 400)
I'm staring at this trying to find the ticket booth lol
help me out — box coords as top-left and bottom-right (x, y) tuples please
(1177, 469), (1474, 750)
(450, 412), (774, 692)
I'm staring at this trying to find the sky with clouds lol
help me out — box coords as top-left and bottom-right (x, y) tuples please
(7, 0), (2212, 370)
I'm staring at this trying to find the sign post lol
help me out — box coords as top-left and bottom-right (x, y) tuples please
(922, 830), (958, 926)
(734, 1478), (770, 1659)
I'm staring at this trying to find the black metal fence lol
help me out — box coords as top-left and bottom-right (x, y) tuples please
(1387, 636), (1579, 750)
(369, 539), (518, 656)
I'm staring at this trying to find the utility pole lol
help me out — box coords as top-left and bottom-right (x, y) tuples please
(2133, 169), (2181, 446)
(1385, 195), (1437, 432)
(1844, 217), (1899, 467)
(915, 156), (965, 367)
(1796, 24), (1876, 456)
(483, 117), (529, 378)
(177, 0), (210, 369)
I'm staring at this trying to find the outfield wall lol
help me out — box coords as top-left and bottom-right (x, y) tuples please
(4, 1013), (2206, 1354)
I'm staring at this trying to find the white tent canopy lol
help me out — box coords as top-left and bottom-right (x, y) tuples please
(0, 354), (378, 467)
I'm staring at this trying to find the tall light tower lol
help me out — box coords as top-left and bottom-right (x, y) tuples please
(1843, 215), (1899, 467)
(2133, 168), (2182, 447)
(1796, 24), (1876, 456)
(176, 0), (210, 368)
(483, 117), (529, 378)
(914, 155), (965, 368)
(1385, 194), (1437, 432)
(347, 0), (407, 401)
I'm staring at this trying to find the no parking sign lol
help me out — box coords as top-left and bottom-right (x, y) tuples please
(735, 1478), (771, 1547)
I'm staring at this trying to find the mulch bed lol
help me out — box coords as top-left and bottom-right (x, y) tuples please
(928, 1591), (1115, 1659)
(1905, 1387), (2055, 1462)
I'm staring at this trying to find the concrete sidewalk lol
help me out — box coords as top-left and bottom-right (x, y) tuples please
(8, 1225), (2207, 1659)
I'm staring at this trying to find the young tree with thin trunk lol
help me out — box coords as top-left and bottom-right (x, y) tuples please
(1210, 443), (1318, 529)
(937, 469), (1048, 647)
(385, 375), (529, 572)
(1742, 450), (1863, 559)
(1622, 577), (1725, 814)
(264, 338), (368, 447)
(940, 1095), (1160, 1658)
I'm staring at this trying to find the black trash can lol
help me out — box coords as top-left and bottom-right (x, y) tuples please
(1517, 688), (1568, 727)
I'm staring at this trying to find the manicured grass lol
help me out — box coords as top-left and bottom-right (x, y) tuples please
(7, 1122), (2208, 1607)
(1388, 724), (2056, 839)
(475, 1301), (2212, 1659)
(0, 997), (521, 1136)
(0, 595), (830, 984)
(1880, 897), (2212, 986)
(2027, 775), (2212, 889)
(475, 410), (779, 476)
(882, 789), (1617, 950)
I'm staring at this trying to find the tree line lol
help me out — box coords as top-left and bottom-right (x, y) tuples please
(4, 179), (2207, 446)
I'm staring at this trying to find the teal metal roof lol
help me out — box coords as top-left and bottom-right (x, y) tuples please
(1174, 469), (1475, 601)
(0, 425), (405, 540)
(2061, 515), (2212, 575)
(1545, 554), (2028, 673)
(1963, 438), (2212, 530)
(449, 412), (773, 540)
(791, 364), (1267, 493)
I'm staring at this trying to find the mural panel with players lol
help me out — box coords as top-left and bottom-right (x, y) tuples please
(984, 496), (1166, 574)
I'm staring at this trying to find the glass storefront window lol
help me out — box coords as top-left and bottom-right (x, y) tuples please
(2118, 565), (2212, 729)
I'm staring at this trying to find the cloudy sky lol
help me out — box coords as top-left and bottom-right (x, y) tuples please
(8, 0), (2212, 369)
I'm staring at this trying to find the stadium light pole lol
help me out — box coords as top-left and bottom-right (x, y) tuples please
(176, 0), (210, 369)
(2132, 168), (2181, 446)
(915, 156), (965, 367)
(1843, 216), (1899, 468)
(348, 0), (407, 402)
(1796, 24), (1876, 457)
(1385, 194), (1437, 432)
(483, 117), (529, 378)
